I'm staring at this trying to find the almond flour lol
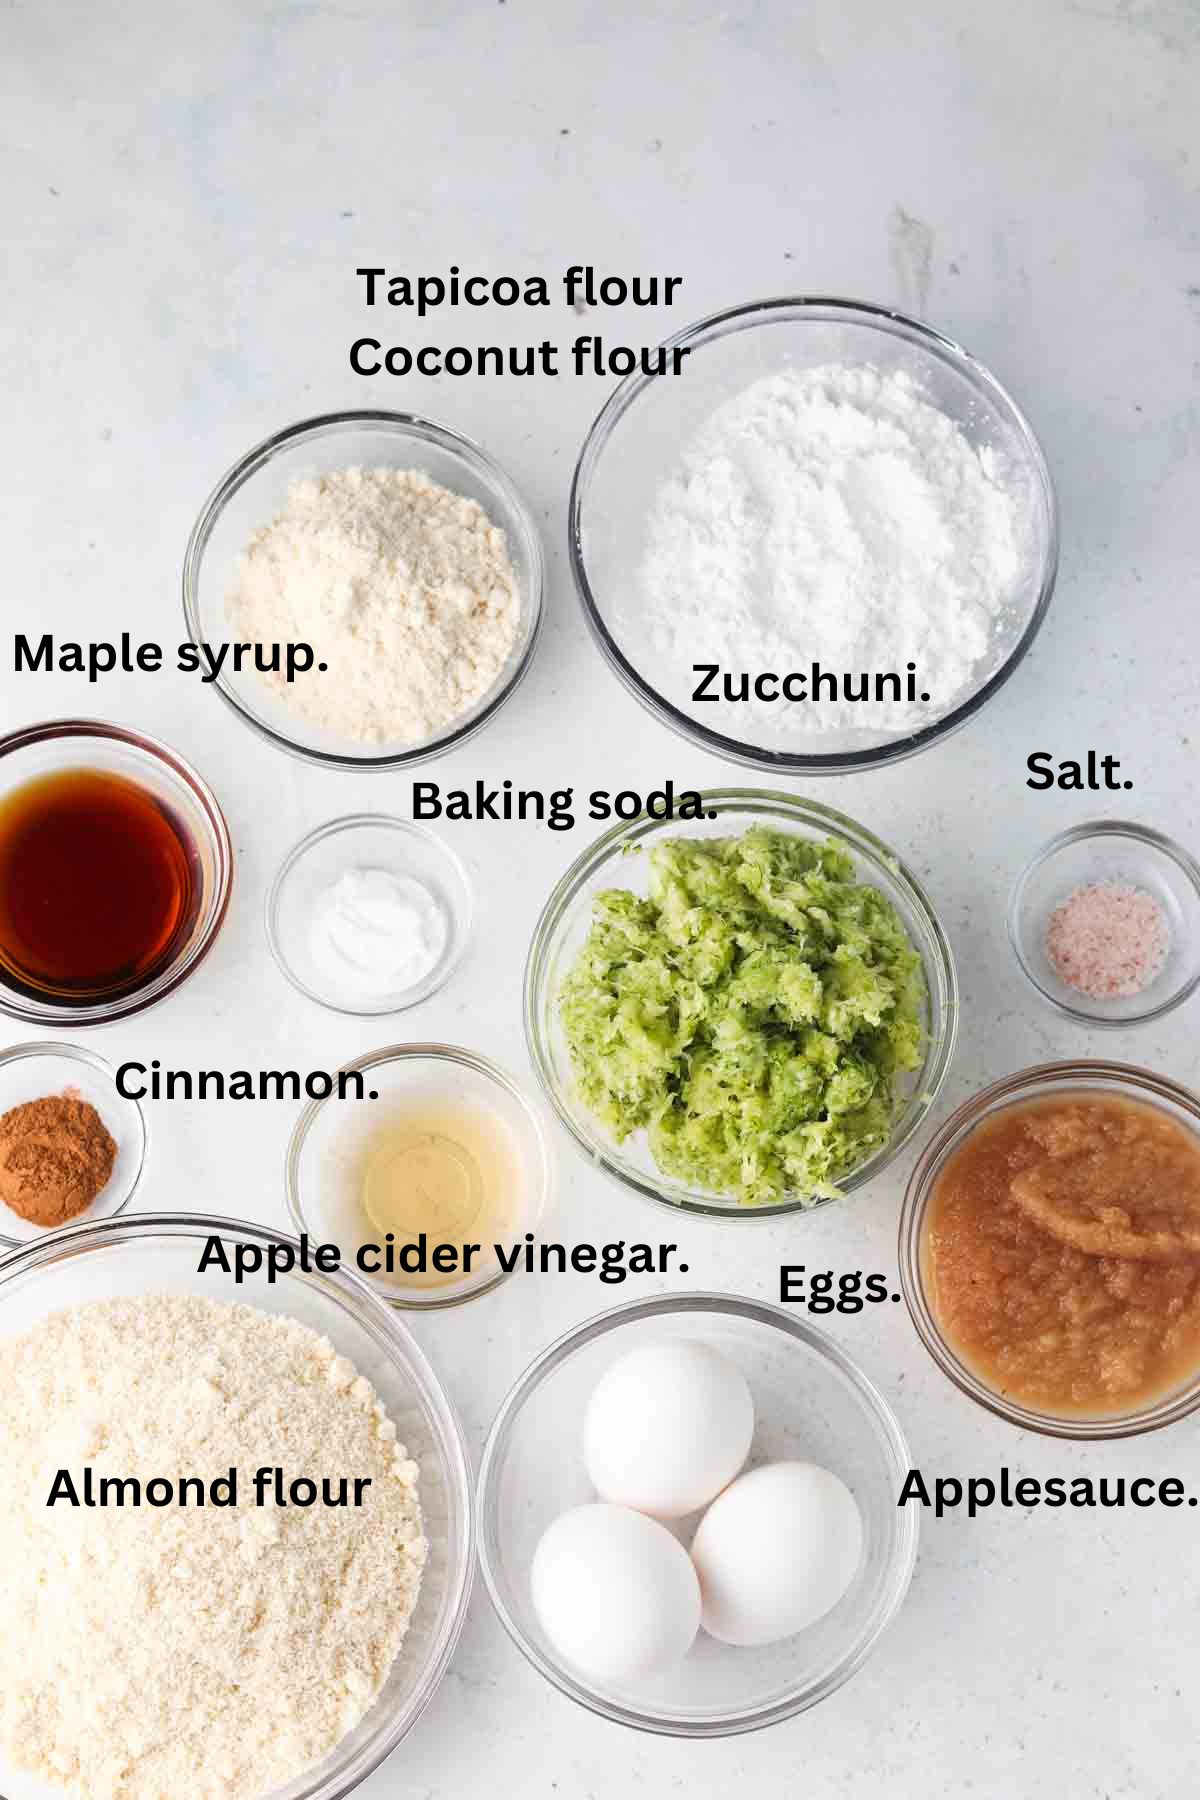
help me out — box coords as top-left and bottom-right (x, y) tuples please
(228, 466), (520, 747)
(0, 1294), (425, 1799)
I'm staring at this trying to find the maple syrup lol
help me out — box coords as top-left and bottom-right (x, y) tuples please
(0, 768), (198, 1003)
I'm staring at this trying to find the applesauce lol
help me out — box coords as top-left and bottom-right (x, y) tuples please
(924, 1091), (1200, 1414)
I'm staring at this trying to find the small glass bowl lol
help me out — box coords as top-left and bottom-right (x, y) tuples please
(0, 1213), (475, 1800)
(0, 1042), (148, 1248)
(899, 1060), (1200, 1439)
(1009, 820), (1200, 1026)
(525, 789), (958, 1219)
(476, 1292), (917, 1737)
(286, 1044), (553, 1310)
(183, 410), (545, 770)
(570, 296), (1058, 775)
(267, 815), (473, 1015)
(0, 719), (233, 1027)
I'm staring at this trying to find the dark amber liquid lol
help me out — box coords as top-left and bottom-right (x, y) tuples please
(0, 768), (198, 1002)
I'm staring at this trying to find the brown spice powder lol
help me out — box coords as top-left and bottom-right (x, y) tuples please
(0, 1092), (117, 1227)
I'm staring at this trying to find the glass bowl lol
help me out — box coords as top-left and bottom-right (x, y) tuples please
(525, 789), (958, 1219)
(899, 1061), (1200, 1439)
(183, 410), (544, 770)
(570, 296), (1058, 775)
(0, 1213), (474, 1800)
(0, 1042), (148, 1248)
(267, 815), (473, 1015)
(286, 1044), (553, 1310)
(1008, 821), (1200, 1027)
(476, 1292), (917, 1737)
(0, 719), (232, 1026)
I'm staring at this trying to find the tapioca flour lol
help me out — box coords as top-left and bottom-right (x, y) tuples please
(626, 364), (1025, 740)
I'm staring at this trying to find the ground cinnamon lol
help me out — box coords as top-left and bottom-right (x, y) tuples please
(0, 1091), (117, 1227)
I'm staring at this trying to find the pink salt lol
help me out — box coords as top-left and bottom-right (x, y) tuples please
(1045, 881), (1171, 1001)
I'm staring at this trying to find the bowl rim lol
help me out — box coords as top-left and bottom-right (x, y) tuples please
(0, 1039), (150, 1250)
(0, 717), (233, 1027)
(568, 293), (1059, 775)
(285, 1041), (554, 1310)
(265, 813), (475, 1016)
(182, 408), (546, 771)
(524, 787), (959, 1220)
(0, 1209), (477, 1798)
(475, 1289), (919, 1738)
(898, 1059), (1200, 1439)
(1007, 819), (1200, 1027)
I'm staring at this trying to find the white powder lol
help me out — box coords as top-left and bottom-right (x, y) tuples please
(309, 867), (447, 1000)
(229, 466), (520, 747)
(0, 1295), (426, 1800)
(627, 365), (1024, 740)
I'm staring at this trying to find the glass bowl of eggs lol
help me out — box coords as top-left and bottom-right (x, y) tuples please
(476, 1292), (916, 1736)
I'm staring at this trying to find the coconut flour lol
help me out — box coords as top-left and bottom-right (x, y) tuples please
(626, 364), (1024, 741)
(229, 466), (520, 747)
(0, 1294), (425, 1799)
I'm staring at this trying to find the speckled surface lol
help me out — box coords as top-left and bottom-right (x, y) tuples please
(4, 2), (1199, 1793)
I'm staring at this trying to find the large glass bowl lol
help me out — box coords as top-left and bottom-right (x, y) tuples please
(899, 1061), (1200, 1440)
(0, 719), (232, 1026)
(525, 790), (958, 1219)
(183, 411), (544, 770)
(477, 1292), (918, 1736)
(570, 296), (1058, 775)
(0, 1214), (475, 1800)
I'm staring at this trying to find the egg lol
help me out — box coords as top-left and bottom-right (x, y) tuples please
(583, 1339), (754, 1519)
(530, 1502), (701, 1684)
(690, 1460), (863, 1646)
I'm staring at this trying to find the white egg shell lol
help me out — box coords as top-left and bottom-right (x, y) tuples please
(583, 1339), (754, 1519)
(691, 1460), (863, 1647)
(530, 1503), (701, 1684)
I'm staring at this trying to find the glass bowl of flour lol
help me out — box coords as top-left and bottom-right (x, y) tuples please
(570, 297), (1057, 773)
(0, 1213), (475, 1800)
(184, 411), (544, 769)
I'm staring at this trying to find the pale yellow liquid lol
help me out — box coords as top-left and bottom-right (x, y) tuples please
(357, 1099), (523, 1289)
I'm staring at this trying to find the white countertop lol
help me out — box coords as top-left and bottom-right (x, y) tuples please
(5, 2), (1200, 1794)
